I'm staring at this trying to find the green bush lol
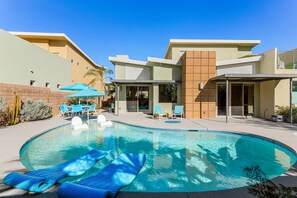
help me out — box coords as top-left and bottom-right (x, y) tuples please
(20, 99), (52, 122)
(275, 105), (297, 123)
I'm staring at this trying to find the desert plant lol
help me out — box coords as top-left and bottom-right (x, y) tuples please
(275, 105), (297, 123)
(0, 98), (9, 127)
(20, 99), (52, 122)
(67, 98), (94, 105)
(8, 94), (21, 125)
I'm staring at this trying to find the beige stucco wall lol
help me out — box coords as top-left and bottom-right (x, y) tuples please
(153, 65), (181, 81)
(217, 62), (259, 75)
(66, 44), (104, 92)
(24, 38), (49, 50)
(169, 45), (252, 61)
(259, 48), (277, 74)
(259, 81), (275, 119)
(17, 36), (104, 93)
(0, 29), (71, 90)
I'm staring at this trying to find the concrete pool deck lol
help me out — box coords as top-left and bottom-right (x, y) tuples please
(0, 112), (297, 197)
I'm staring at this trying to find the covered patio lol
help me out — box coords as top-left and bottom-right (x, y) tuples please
(210, 73), (297, 123)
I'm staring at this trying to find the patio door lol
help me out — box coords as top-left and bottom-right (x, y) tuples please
(126, 86), (149, 112)
(138, 86), (149, 112)
(126, 86), (138, 112)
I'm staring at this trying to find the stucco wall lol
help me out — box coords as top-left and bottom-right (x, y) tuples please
(169, 45), (252, 61)
(17, 35), (104, 93)
(259, 48), (277, 74)
(0, 29), (71, 90)
(153, 65), (181, 81)
(259, 80), (275, 119)
(66, 44), (104, 92)
(217, 62), (258, 75)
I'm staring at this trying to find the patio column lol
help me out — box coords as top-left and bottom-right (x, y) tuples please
(115, 83), (120, 116)
(226, 78), (229, 123)
(290, 78), (293, 124)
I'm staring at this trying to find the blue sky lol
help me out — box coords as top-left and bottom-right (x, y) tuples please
(1, 0), (297, 80)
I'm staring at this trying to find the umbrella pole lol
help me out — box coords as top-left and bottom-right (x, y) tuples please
(87, 99), (89, 125)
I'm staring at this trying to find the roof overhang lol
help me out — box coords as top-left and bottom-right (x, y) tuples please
(108, 56), (181, 67)
(210, 74), (297, 82)
(108, 56), (147, 66)
(216, 55), (263, 67)
(111, 80), (179, 84)
(165, 39), (261, 58)
(10, 31), (102, 68)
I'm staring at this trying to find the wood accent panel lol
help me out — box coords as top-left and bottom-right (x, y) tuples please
(180, 51), (216, 118)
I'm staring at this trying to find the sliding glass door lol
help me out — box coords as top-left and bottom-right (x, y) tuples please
(126, 86), (149, 112)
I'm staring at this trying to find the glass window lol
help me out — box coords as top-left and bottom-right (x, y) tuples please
(293, 81), (297, 92)
(159, 84), (177, 103)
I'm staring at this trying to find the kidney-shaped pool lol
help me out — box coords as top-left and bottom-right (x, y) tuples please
(20, 121), (297, 192)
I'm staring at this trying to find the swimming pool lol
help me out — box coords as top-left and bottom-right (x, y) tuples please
(20, 121), (297, 192)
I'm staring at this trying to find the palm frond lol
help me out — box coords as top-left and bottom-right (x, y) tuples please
(87, 78), (98, 86)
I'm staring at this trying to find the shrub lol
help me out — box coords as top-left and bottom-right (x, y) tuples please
(0, 98), (9, 127)
(67, 98), (94, 105)
(275, 105), (297, 123)
(20, 99), (52, 122)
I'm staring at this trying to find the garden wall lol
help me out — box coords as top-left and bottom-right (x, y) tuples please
(0, 83), (69, 116)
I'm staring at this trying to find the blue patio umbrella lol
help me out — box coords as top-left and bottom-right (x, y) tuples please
(60, 83), (96, 91)
(60, 83), (96, 104)
(67, 89), (106, 124)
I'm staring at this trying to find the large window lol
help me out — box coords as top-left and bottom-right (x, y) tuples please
(159, 84), (177, 103)
(293, 81), (297, 92)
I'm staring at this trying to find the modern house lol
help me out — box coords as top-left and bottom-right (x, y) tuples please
(0, 29), (71, 90)
(11, 31), (105, 92)
(109, 39), (297, 121)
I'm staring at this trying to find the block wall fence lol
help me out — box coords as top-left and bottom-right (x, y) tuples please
(180, 51), (216, 118)
(0, 83), (69, 116)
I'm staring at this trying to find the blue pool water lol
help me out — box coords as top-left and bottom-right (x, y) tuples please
(20, 121), (296, 192)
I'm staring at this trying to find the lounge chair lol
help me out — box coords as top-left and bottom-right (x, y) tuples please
(3, 150), (109, 193)
(71, 116), (89, 130)
(57, 153), (146, 198)
(153, 105), (167, 119)
(172, 105), (184, 119)
(97, 114), (112, 127)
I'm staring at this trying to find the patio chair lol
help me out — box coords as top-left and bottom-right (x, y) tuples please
(172, 105), (184, 119)
(88, 104), (97, 115)
(153, 105), (167, 119)
(71, 104), (83, 116)
(3, 150), (109, 193)
(71, 116), (89, 130)
(97, 114), (112, 127)
(59, 104), (71, 117)
(57, 153), (146, 198)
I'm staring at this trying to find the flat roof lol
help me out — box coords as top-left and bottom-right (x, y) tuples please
(111, 80), (179, 84)
(165, 39), (261, 58)
(210, 74), (297, 81)
(10, 31), (102, 68)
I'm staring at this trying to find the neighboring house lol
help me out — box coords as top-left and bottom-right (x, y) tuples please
(109, 39), (297, 120)
(0, 29), (71, 90)
(11, 31), (105, 92)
